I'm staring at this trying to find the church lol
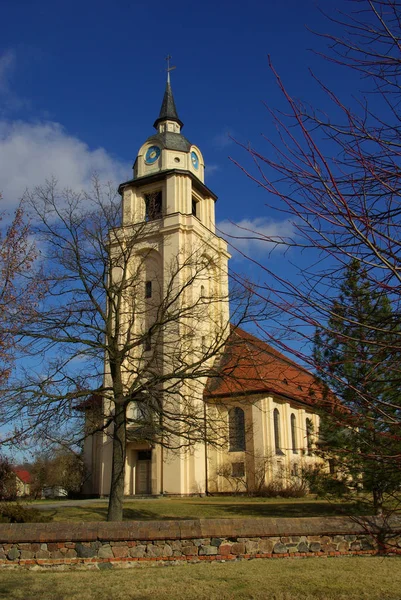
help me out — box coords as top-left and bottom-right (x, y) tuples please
(82, 73), (324, 497)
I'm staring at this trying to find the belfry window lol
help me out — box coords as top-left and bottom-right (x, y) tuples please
(228, 407), (246, 452)
(192, 197), (199, 219)
(145, 191), (162, 221)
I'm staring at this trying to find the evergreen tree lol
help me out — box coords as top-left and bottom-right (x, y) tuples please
(314, 259), (401, 515)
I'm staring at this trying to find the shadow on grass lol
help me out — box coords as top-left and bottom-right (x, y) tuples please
(44, 499), (369, 522)
(214, 500), (368, 518)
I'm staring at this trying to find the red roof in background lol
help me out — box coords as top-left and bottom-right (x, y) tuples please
(14, 469), (31, 484)
(205, 326), (327, 408)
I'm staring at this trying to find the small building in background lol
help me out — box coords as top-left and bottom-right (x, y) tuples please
(13, 470), (31, 497)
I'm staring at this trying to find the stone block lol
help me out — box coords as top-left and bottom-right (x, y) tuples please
(40, 543), (48, 551)
(47, 543), (59, 552)
(170, 540), (182, 550)
(344, 535), (357, 542)
(7, 547), (20, 561)
(211, 538), (222, 547)
(130, 545), (146, 558)
(75, 543), (97, 558)
(309, 542), (321, 552)
(360, 538), (376, 551)
(337, 542), (349, 552)
(64, 549), (77, 558)
(219, 544), (232, 556)
(146, 544), (164, 558)
(321, 544), (337, 553)
(98, 545), (114, 559)
(35, 550), (50, 559)
(273, 543), (288, 554)
(182, 545), (198, 556)
(298, 542), (309, 553)
(112, 546), (130, 558)
(259, 540), (274, 554)
(245, 541), (259, 554)
(199, 545), (218, 556)
(230, 543), (245, 555)
(161, 544), (173, 557)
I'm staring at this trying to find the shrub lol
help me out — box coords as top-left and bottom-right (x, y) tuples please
(301, 465), (349, 498)
(261, 479), (307, 498)
(0, 503), (52, 523)
(0, 455), (17, 501)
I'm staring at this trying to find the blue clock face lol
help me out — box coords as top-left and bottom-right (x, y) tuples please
(191, 151), (199, 170)
(145, 145), (161, 164)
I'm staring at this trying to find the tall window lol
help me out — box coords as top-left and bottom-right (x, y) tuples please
(291, 414), (297, 454)
(228, 407), (246, 451)
(273, 408), (283, 455)
(145, 281), (152, 299)
(306, 418), (313, 455)
(145, 191), (162, 221)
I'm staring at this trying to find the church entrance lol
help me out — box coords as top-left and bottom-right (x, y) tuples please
(135, 450), (152, 495)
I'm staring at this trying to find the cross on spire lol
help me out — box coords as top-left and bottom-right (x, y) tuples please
(165, 54), (176, 83)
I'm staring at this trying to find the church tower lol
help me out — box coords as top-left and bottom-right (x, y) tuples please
(98, 71), (230, 496)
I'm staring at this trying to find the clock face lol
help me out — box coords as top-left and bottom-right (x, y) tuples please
(191, 151), (199, 170)
(145, 145), (161, 164)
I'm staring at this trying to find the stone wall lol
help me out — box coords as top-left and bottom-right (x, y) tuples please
(0, 516), (400, 570)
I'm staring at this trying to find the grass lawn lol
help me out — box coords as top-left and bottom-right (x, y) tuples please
(0, 556), (399, 599)
(34, 495), (368, 522)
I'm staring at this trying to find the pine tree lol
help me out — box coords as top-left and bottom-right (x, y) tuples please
(314, 259), (401, 515)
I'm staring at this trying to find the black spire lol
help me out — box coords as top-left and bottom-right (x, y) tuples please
(153, 81), (184, 130)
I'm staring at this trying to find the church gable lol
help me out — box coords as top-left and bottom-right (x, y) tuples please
(205, 326), (325, 407)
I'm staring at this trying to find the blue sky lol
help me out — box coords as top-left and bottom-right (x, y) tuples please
(0, 0), (375, 455)
(0, 0), (357, 244)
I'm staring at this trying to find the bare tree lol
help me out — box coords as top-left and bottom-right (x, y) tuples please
(229, 0), (401, 515)
(0, 199), (38, 387)
(1, 178), (262, 521)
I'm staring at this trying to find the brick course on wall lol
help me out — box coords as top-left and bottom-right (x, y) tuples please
(0, 516), (400, 570)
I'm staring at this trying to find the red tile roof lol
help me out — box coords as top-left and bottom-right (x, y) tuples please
(14, 469), (31, 484)
(205, 326), (327, 407)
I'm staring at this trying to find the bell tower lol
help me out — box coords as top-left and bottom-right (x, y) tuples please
(107, 69), (231, 496)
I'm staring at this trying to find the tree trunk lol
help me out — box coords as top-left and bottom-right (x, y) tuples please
(373, 488), (383, 517)
(107, 401), (126, 521)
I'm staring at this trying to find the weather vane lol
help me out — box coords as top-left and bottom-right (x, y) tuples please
(165, 54), (176, 83)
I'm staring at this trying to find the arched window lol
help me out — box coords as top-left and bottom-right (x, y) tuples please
(306, 418), (313, 455)
(273, 408), (283, 455)
(291, 414), (297, 454)
(228, 407), (245, 452)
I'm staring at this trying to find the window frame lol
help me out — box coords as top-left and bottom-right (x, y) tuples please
(228, 407), (246, 452)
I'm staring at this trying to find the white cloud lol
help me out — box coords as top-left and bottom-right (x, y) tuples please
(205, 163), (219, 176)
(213, 129), (235, 149)
(0, 120), (130, 209)
(216, 217), (296, 259)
